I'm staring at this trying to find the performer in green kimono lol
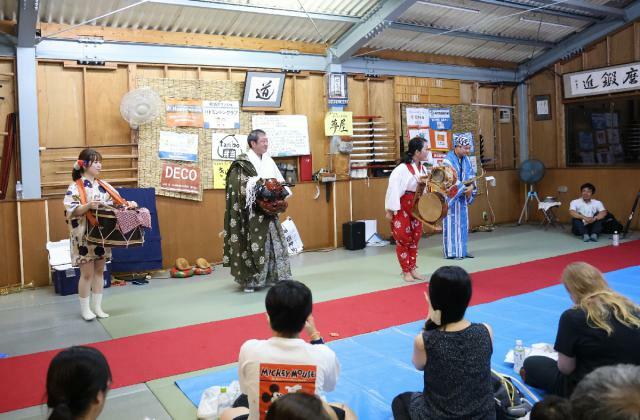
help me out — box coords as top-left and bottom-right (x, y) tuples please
(223, 129), (292, 293)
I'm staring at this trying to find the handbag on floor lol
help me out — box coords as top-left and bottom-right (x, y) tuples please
(492, 371), (534, 419)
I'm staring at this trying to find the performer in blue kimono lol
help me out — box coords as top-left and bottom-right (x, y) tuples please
(442, 135), (477, 259)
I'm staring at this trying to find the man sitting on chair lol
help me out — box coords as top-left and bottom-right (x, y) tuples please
(569, 183), (607, 242)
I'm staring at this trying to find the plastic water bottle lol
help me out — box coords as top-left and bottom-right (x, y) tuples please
(513, 339), (526, 374)
(15, 181), (23, 200)
(613, 231), (620, 247)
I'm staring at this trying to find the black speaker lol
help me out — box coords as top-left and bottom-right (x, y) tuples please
(343, 221), (366, 250)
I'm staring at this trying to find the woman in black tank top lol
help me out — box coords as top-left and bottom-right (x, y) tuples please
(392, 266), (496, 420)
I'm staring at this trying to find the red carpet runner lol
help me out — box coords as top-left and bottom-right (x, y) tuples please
(1, 241), (639, 412)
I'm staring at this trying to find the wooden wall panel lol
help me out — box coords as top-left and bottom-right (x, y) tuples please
(351, 178), (390, 238)
(334, 181), (352, 247)
(47, 198), (68, 242)
(369, 79), (398, 159)
(498, 87), (517, 170)
(536, 169), (640, 230)
(285, 183), (333, 250)
(0, 202), (21, 287)
(136, 65), (165, 79)
(200, 68), (230, 81)
(166, 67), (198, 80)
(583, 42), (608, 70)
(477, 87), (497, 167)
(156, 191), (225, 266)
(468, 170), (522, 226)
(528, 73), (557, 168)
(84, 67), (130, 145)
(345, 78), (368, 116)
(460, 82), (474, 105)
(293, 75), (327, 172)
(37, 63), (85, 147)
(609, 26), (635, 65)
(560, 55), (582, 75)
(19, 201), (50, 287)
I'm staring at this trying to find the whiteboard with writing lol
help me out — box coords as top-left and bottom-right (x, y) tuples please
(251, 115), (310, 157)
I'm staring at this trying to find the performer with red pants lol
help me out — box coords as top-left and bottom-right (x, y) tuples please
(385, 137), (430, 282)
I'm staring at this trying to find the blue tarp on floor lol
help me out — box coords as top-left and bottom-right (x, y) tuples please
(175, 266), (640, 419)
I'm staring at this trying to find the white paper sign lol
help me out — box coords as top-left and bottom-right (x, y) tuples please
(251, 115), (310, 157)
(564, 62), (640, 98)
(248, 76), (282, 105)
(406, 108), (429, 126)
(158, 131), (199, 162)
(203, 101), (240, 129)
(408, 128), (431, 146)
(211, 133), (248, 160)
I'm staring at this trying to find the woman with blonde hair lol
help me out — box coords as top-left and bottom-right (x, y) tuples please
(521, 262), (640, 397)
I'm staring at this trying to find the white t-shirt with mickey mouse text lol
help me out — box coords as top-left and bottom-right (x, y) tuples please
(238, 337), (340, 420)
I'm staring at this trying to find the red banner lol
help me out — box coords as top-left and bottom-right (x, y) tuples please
(160, 163), (200, 194)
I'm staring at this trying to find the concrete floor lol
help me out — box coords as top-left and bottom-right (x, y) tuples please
(0, 225), (624, 419)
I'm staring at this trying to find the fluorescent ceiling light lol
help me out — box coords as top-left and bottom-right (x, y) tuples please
(417, 1), (480, 14)
(520, 17), (574, 29)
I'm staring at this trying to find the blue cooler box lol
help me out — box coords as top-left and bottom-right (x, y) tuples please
(52, 262), (112, 296)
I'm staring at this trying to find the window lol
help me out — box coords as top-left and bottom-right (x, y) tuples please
(566, 97), (640, 166)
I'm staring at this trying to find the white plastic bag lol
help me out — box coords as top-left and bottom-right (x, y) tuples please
(197, 380), (241, 420)
(281, 217), (304, 256)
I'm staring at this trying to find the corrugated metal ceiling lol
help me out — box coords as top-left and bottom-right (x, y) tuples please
(0, 0), (629, 64)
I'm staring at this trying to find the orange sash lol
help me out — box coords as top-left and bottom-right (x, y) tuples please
(75, 178), (128, 226)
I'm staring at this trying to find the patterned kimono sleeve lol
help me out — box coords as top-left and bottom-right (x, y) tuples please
(465, 157), (478, 205)
(63, 182), (82, 219)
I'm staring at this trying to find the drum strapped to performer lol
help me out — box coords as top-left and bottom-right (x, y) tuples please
(412, 179), (448, 227)
(76, 178), (146, 248)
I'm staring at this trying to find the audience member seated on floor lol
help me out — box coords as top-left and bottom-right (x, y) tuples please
(46, 346), (112, 420)
(221, 280), (343, 420)
(569, 183), (608, 242)
(264, 392), (355, 420)
(570, 364), (640, 420)
(521, 262), (640, 397)
(530, 395), (572, 420)
(392, 266), (495, 420)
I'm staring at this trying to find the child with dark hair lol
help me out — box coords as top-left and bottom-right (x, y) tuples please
(46, 346), (111, 420)
(221, 280), (344, 420)
(392, 266), (495, 420)
(63, 148), (137, 320)
(530, 396), (572, 420)
(265, 392), (355, 420)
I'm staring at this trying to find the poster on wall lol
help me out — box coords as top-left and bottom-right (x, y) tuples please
(607, 129), (620, 144)
(429, 151), (447, 166)
(213, 160), (232, 189)
(158, 131), (199, 162)
(252, 115), (310, 157)
(160, 162), (201, 194)
(433, 131), (451, 150)
(324, 111), (353, 136)
(594, 130), (607, 145)
(429, 108), (452, 130)
(406, 108), (429, 127)
(165, 99), (204, 127)
(212, 133), (248, 160)
(203, 101), (240, 129)
(408, 128), (431, 147)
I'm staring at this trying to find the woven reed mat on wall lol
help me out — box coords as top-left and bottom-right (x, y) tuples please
(137, 77), (256, 201)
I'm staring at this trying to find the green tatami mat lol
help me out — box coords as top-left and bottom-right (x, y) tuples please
(99, 226), (613, 338)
